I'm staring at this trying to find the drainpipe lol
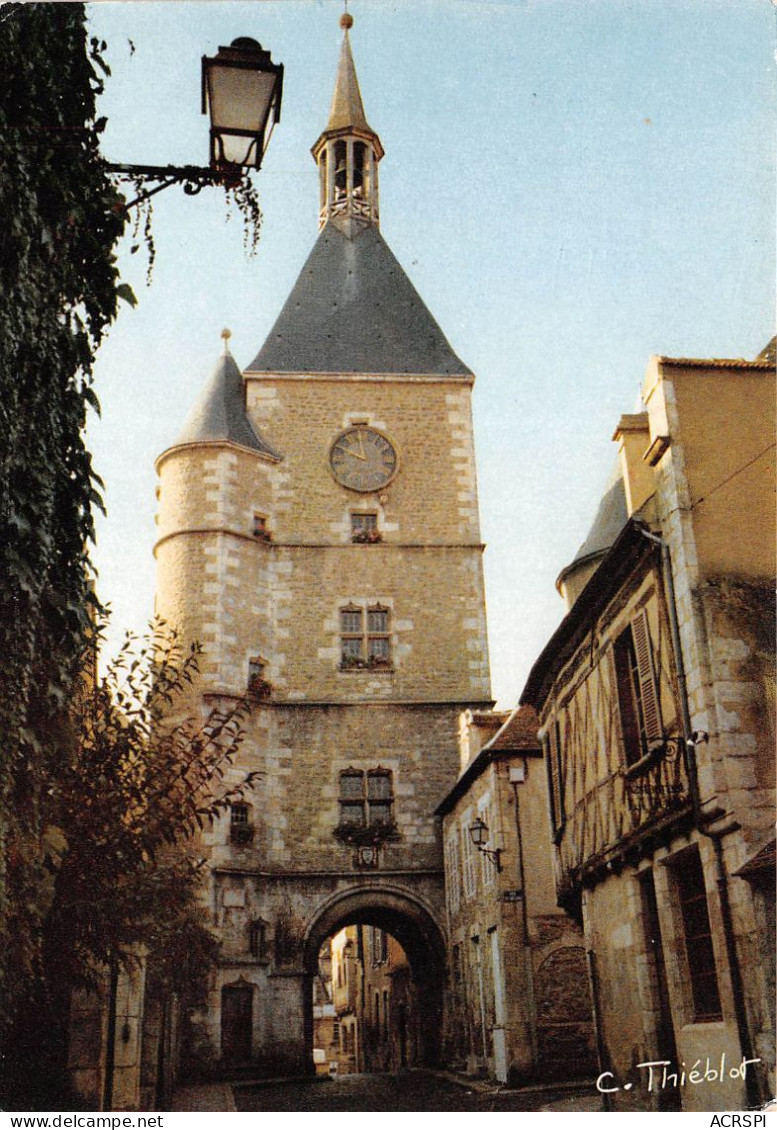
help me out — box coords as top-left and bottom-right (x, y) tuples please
(509, 763), (529, 945)
(473, 938), (489, 1070)
(637, 525), (762, 1109)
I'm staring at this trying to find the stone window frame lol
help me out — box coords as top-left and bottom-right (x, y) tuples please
(252, 512), (272, 541)
(350, 511), (381, 544)
(339, 603), (392, 669)
(230, 802), (254, 846)
(338, 767), (394, 829)
(247, 655), (271, 697)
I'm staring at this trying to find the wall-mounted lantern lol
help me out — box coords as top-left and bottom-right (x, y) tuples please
(107, 37), (284, 209)
(469, 817), (503, 873)
(202, 38), (283, 175)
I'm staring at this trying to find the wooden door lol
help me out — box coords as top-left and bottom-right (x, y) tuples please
(221, 985), (253, 1064)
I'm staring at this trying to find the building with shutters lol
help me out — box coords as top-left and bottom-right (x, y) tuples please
(520, 343), (775, 1111)
(152, 15), (491, 1079)
(436, 708), (596, 1084)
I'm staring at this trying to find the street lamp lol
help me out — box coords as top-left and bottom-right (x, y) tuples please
(107, 37), (284, 208)
(469, 817), (503, 873)
(202, 38), (283, 174)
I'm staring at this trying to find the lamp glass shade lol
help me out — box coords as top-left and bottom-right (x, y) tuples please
(469, 819), (488, 848)
(203, 40), (282, 170)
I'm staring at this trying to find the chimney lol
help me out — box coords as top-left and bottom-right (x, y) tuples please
(612, 413), (654, 516)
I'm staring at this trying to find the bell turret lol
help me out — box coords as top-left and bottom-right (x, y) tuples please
(311, 13), (384, 234)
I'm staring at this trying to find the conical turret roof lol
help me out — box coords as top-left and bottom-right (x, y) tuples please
(246, 223), (471, 376)
(170, 348), (279, 457)
(555, 461), (631, 595)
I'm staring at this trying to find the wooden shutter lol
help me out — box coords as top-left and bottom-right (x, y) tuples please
(631, 609), (662, 748)
(545, 721), (564, 839)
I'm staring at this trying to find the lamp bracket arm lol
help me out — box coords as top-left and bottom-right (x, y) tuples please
(105, 162), (240, 211)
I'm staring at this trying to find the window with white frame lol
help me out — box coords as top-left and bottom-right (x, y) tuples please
(445, 831), (461, 914)
(461, 814), (477, 899)
(478, 797), (496, 887)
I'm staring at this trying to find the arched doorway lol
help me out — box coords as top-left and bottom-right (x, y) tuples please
(302, 886), (447, 1072)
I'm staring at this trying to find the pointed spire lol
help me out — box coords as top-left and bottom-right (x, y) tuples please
(312, 12), (384, 234)
(326, 14), (372, 134)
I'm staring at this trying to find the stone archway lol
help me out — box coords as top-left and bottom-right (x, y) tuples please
(302, 885), (447, 1070)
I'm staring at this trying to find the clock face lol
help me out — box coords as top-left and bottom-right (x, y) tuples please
(329, 426), (398, 492)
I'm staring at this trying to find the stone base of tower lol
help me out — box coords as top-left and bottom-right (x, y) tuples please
(178, 874), (447, 1082)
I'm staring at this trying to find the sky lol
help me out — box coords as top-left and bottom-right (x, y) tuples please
(85, 0), (775, 709)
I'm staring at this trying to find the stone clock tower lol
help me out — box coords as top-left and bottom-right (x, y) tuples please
(154, 15), (491, 1076)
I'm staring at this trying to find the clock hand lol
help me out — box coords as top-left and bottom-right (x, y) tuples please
(348, 434), (367, 461)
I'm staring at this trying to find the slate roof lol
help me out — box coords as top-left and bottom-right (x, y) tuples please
(246, 222), (471, 377)
(556, 462), (628, 591)
(169, 350), (279, 458)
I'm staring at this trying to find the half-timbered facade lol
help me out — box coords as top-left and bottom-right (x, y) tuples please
(522, 346), (775, 1112)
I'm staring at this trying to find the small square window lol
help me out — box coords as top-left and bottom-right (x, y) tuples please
(253, 514), (271, 540)
(351, 513), (380, 543)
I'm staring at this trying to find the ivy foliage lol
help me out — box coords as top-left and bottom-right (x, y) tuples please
(0, 3), (128, 1017)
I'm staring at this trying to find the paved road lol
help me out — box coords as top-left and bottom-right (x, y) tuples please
(233, 1071), (599, 1112)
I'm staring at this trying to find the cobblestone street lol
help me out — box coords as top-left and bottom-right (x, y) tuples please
(231, 1072), (601, 1113)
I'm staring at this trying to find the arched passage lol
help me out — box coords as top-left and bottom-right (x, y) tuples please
(302, 886), (447, 1071)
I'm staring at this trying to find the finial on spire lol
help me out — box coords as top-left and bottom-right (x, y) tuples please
(221, 327), (232, 354)
(340, 8), (353, 30)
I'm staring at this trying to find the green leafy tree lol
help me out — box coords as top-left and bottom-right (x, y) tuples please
(4, 622), (259, 1108)
(0, 2), (128, 1019)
